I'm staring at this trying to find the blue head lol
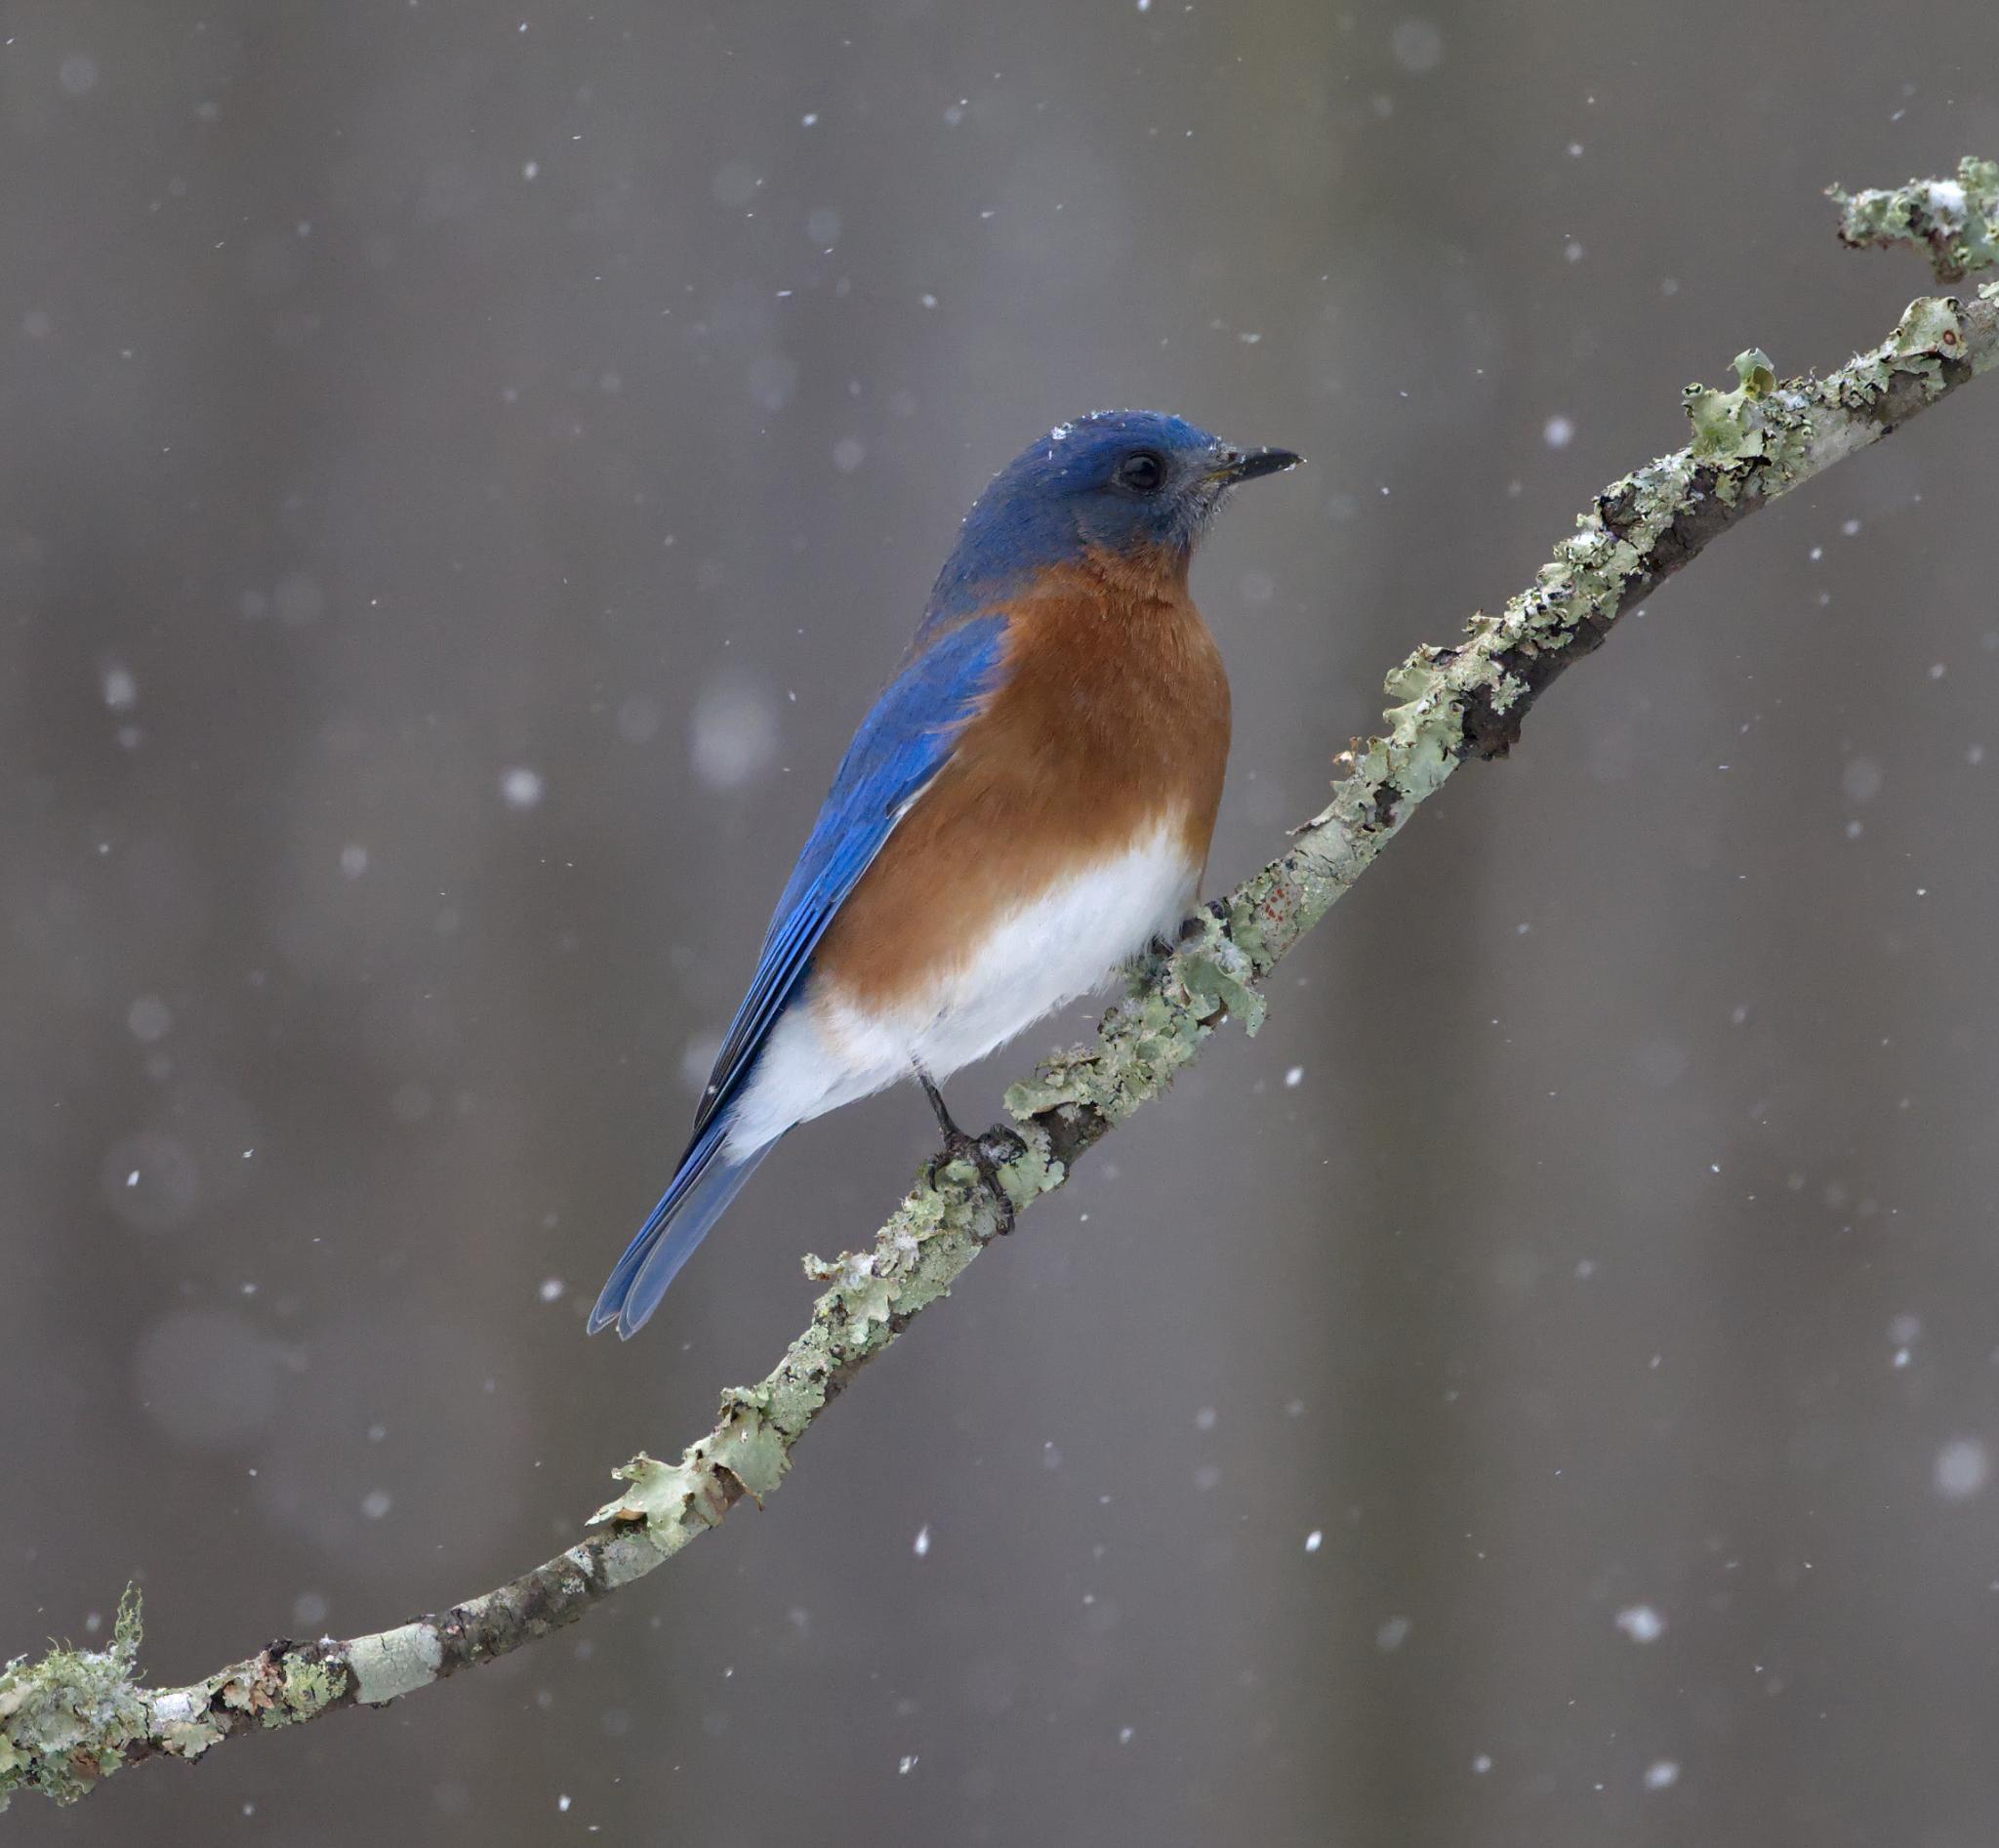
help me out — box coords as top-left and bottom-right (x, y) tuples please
(925, 409), (1300, 623)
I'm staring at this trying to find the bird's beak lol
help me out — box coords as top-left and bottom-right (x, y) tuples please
(1209, 446), (1304, 484)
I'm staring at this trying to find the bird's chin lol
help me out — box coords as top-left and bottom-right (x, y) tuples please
(1186, 479), (1234, 532)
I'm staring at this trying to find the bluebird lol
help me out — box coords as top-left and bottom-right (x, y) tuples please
(591, 410), (1301, 1336)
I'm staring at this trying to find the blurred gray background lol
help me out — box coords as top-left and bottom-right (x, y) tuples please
(4, 2), (1998, 1843)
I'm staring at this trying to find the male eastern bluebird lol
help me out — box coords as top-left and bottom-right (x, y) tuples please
(591, 409), (1300, 1336)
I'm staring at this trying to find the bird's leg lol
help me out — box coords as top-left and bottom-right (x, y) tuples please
(913, 1061), (1025, 1237)
(918, 1067), (964, 1141)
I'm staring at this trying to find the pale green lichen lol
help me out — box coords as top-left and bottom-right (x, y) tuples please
(815, 1253), (898, 1329)
(131, 1643), (349, 1760)
(347, 1624), (442, 1706)
(1831, 155), (1999, 282)
(1376, 649), (1473, 792)
(1893, 297), (1965, 356)
(590, 1450), (732, 1549)
(710, 1402), (789, 1502)
(730, 1362), (831, 1440)
(204, 1649), (348, 1731)
(1683, 347), (1815, 488)
(1733, 348), (1777, 396)
(157, 1716), (224, 1760)
(272, 1655), (345, 1725)
(0, 1588), (147, 1808)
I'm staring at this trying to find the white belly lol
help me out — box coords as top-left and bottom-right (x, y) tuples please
(724, 817), (1201, 1156)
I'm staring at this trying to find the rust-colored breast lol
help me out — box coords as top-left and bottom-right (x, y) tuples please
(817, 548), (1232, 1011)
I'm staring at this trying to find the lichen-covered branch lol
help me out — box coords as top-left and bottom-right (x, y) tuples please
(1830, 153), (1999, 283)
(6, 160), (1995, 1812)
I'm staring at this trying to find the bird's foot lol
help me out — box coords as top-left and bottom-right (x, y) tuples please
(929, 1125), (1029, 1239)
(1144, 912), (1210, 961)
(916, 1067), (1024, 1236)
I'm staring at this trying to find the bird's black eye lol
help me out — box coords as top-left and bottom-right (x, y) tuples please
(1115, 449), (1165, 494)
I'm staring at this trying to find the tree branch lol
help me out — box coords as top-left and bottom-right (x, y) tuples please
(6, 156), (1996, 1812)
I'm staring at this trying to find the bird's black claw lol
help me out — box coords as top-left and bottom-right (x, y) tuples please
(929, 1126), (1028, 1239)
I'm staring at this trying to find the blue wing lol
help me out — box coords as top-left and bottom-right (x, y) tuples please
(590, 612), (1010, 1337)
(688, 611), (1011, 1139)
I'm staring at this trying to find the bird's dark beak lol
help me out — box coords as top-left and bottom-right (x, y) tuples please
(1210, 446), (1303, 484)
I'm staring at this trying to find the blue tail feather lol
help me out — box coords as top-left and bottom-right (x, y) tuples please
(590, 1118), (771, 1338)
